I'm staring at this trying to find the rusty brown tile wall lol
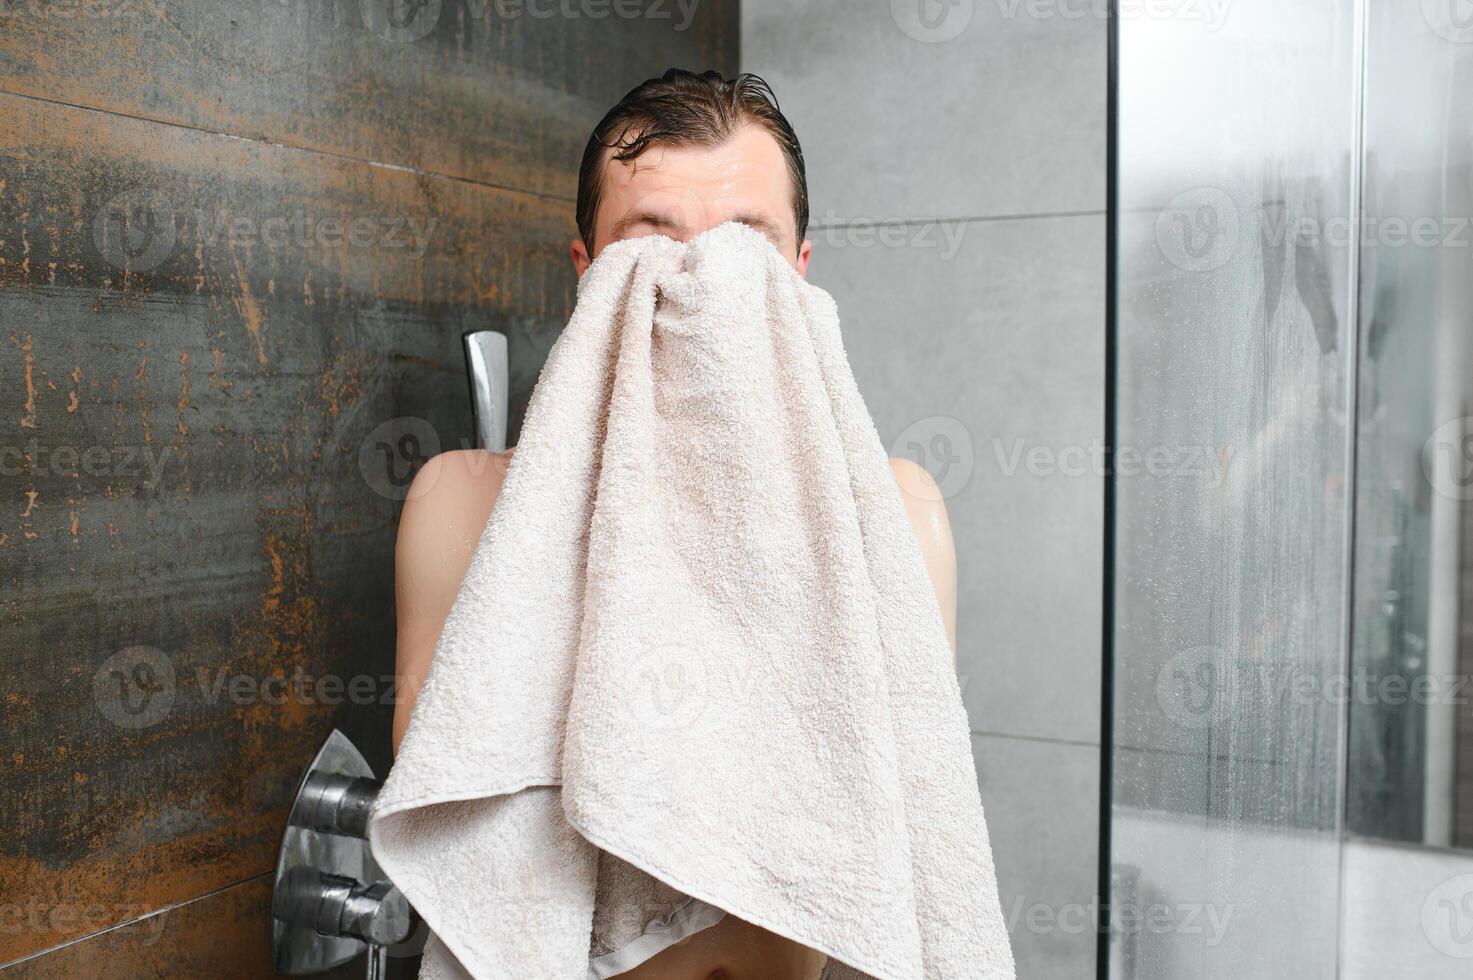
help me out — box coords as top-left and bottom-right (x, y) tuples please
(0, 3), (738, 974)
(0, 0), (741, 198)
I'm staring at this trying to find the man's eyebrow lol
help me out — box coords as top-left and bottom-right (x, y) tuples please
(609, 210), (684, 240)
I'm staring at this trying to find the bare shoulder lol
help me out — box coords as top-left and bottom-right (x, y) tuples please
(396, 448), (515, 585)
(888, 456), (953, 551)
(889, 456), (957, 650)
(404, 446), (514, 510)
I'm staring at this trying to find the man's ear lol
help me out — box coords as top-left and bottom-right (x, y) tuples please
(795, 238), (813, 279)
(570, 237), (592, 278)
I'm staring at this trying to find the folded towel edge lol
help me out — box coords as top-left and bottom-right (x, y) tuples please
(565, 807), (898, 980)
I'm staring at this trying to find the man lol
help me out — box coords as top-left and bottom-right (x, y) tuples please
(391, 69), (954, 979)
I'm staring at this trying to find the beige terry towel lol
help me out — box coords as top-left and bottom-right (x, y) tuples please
(367, 222), (1015, 980)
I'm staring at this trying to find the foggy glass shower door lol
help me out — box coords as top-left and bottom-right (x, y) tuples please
(1108, 0), (1473, 974)
(1105, 1), (1364, 976)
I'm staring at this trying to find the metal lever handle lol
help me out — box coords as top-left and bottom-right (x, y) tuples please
(292, 771), (381, 839)
(274, 868), (414, 947)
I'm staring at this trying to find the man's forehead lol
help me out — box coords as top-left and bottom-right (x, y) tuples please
(602, 127), (787, 185)
(605, 144), (674, 183)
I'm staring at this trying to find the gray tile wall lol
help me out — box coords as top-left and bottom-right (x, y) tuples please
(742, 3), (1106, 976)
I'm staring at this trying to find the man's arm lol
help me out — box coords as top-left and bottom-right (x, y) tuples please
(392, 449), (513, 754)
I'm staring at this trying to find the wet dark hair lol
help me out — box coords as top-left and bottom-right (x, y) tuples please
(575, 69), (809, 251)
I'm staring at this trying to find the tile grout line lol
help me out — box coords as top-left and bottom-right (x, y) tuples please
(811, 207), (1106, 232)
(972, 728), (1102, 750)
(0, 871), (275, 972)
